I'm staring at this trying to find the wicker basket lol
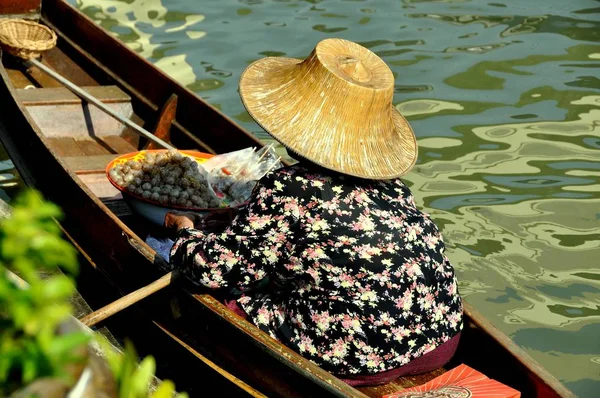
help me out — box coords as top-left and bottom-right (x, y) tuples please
(0, 19), (57, 60)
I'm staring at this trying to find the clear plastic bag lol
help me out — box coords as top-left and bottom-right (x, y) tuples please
(200, 145), (282, 207)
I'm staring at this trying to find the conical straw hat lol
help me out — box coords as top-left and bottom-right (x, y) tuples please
(239, 38), (417, 180)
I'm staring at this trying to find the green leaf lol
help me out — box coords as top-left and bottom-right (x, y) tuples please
(40, 276), (74, 301)
(131, 356), (155, 396)
(48, 332), (89, 357)
(119, 341), (139, 398)
(22, 355), (39, 383)
(150, 380), (176, 398)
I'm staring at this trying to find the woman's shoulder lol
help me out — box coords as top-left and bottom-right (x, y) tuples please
(258, 164), (338, 198)
(265, 164), (333, 182)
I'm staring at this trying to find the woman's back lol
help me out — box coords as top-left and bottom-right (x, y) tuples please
(242, 164), (463, 376)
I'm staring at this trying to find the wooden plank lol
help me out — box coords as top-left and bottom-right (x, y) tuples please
(19, 87), (134, 138)
(77, 172), (120, 200)
(24, 61), (62, 88)
(46, 137), (85, 157)
(5, 68), (35, 89)
(23, 50), (94, 89)
(98, 136), (137, 154)
(76, 139), (112, 156)
(0, 0), (41, 18)
(63, 154), (120, 173)
(16, 86), (131, 106)
(41, 46), (99, 87)
(80, 270), (179, 327)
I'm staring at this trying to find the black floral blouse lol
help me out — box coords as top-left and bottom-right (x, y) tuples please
(170, 164), (463, 376)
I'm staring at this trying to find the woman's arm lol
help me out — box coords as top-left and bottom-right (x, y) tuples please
(169, 174), (299, 291)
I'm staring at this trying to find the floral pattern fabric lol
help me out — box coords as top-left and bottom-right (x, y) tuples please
(170, 164), (463, 376)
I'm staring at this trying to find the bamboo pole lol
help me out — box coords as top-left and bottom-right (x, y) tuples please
(79, 270), (179, 327)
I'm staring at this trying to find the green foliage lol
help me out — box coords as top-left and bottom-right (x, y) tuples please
(97, 337), (188, 398)
(0, 189), (186, 397)
(0, 189), (89, 395)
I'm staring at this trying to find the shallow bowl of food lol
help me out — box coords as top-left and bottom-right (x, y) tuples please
(106, 149), (229, 225)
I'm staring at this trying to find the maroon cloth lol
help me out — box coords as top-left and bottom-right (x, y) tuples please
(339, 332), (462, 387)
(224, 299), (248, 319)
(224, 298), (460, 387)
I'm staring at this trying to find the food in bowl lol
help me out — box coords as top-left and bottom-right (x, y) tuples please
(107, 150), (221, 209)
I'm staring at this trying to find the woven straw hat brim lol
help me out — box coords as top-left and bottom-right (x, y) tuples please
(239, 57), (417, 180)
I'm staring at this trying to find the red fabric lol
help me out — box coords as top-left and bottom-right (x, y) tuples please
(223, 298), (461, 388)
(224, 299), (248, 319)
(340, 332), (462, 387)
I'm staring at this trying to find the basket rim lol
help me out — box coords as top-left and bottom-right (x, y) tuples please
(0, 18), (57, 55)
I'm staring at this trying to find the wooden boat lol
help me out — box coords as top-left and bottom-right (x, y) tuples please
(0, 1), (576, 396)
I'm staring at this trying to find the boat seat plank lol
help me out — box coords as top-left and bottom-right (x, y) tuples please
(76, 139), (112, 156)
(17, 86), (134, 138)
(48, 137), (86, 157)
(99, 136), (138, 154)
(77, 173), (121, 201)
(48, 137), (125, 157)
(63, 154), (120, 173)
(16, 85), (130, 106)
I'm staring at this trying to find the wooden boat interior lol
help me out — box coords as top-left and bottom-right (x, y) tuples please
(0, 1), (575, 396)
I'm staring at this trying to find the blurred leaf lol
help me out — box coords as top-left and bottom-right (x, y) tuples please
(41, 276), (74, 301)
(119, 341), (138, 398)
(150, 380), (179, 398)
(22, 355), (38, 384)
(131, 356), (155, 396)
(0, 190), (186, 397)
(0, 189), (86, 396)
(49, 333), (90, 358)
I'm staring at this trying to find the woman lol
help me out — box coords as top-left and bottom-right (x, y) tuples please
(165, 38), (463, 386)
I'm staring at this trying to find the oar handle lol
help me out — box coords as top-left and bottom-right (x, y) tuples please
(27, 58), (175, 151)
(79, 270), (180, 327)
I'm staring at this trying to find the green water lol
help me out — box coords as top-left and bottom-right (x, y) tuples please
(7, 0), (600, 395)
